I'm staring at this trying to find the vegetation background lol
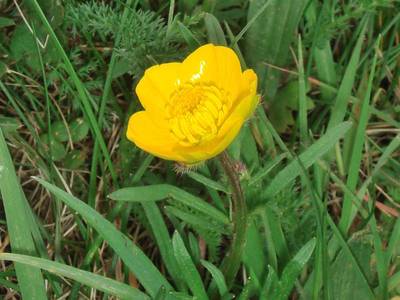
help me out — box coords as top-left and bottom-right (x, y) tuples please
(0, 0), (400, 299)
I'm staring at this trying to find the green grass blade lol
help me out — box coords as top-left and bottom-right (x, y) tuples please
(165, 205), (229, 234)
(305, 1), (337, 101)
(172, 232), (208, 300)
(200, 260), (228, 297)
(141, 201), (183, 288)
(0, 128), (47, 299)
(0, 253), (150, 300)
(297, 35), (308, 142)
(245, 0), (307, 99)
(389, 271), (400, 292)
(280, 238), (316, 299)
(88, 0), (134, 207)
(26, 0), (118, 184)
(327, 18), (368, 130)
(187, 170), (229, 193)
(249, 153), (287, 186)
(339, 38), (379, 233)
(261, 121), (352, 199)
(34, 178), (172, 297)
(109, 184), (229, 225)
(204, 13), (227, 45)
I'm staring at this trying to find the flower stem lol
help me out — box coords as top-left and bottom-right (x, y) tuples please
(219, 151), (248, 288)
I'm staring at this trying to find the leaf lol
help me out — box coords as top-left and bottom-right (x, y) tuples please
(0, 253), (150, 300)
(172, 232), (208, 300)
(268, 80), (314, 133)
(34, 178), (172, 297)
(0, 17), (15, 28)
(245, 0), (308, 99)
(327, 18), (368, 130)
(261, 265), (280, 299)
(141, 202), (183, 287)
(0, 61), (7, 78)
(339, 37), (379, 233)
(165, 206), (230, 234)
(329, 239), (374, 300)
(177, 21), (201, 49)
(0, 116), (20, 133)
(200, 260), (229, 297)
(204, 13), (227, 45)
(51, 121), (69, 142)
(63, 149), (87, 169)
(261, 121), (352, 199)
(243, 220), (266, 281)
(0, 128), (47, 299)
(109, 184), (229, 226)
(279, 238), (316, 299)
(39, 134), (67, 161)
(69, 118), (90, 142)
(187, 171), (229, 193)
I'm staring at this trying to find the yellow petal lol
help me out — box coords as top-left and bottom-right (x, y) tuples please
(242, 69), (258, 95)
(180, 90), (259, 163)
(135, 62), (182, 121)
(126, 111), (184, 161)
(181, 44), (243, 98)
(175, 114), (244, 163)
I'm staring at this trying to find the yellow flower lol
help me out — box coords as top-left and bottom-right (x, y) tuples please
(127, 44), (258, 164)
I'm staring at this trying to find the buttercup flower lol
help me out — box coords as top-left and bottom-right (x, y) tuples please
(127, 44), (258, 164)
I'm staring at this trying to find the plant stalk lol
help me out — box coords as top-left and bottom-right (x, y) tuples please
(219, 151), (248, 288)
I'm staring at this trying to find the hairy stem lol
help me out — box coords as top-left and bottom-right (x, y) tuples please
(219, 151), (248, 288)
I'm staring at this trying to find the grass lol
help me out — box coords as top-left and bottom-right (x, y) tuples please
(0, 0), (400, 299)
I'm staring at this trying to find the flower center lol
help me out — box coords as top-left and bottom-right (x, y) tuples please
(166, 83), (231, 146)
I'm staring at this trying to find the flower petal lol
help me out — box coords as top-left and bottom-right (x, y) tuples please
(171, 73), (258, 164)
(135, 62), (182, 120)
(181, 44), (243, 98)
(174, 114), (244, 163)
(126, 111), (184, 161)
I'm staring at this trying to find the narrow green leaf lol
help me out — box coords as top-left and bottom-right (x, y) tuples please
(204, 13), (227, 45)
(245, 0), (307, 99)
(297, 35), (308, 142)
(141, 201), (183, 287)
(0, 253), (149, 300)
(172, 232), (208, 300)
(339, 37), (379, 233)
(109, 184), (229, 225)
(165, 206), (230, 234)
(327, 18), (368, 130)
(177, 21), (201, 49)
(261, 265), (280, 299)
(249, 153), (287, 186)
(0, 129), (47, 299)
(280, 238), (316, 299)
(34, 178), (171, 297)
(261, 121), (352, 199)
(187, 171), (229, 193)
(26, 0), (118, 184)
(200, 260), (228, 297)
